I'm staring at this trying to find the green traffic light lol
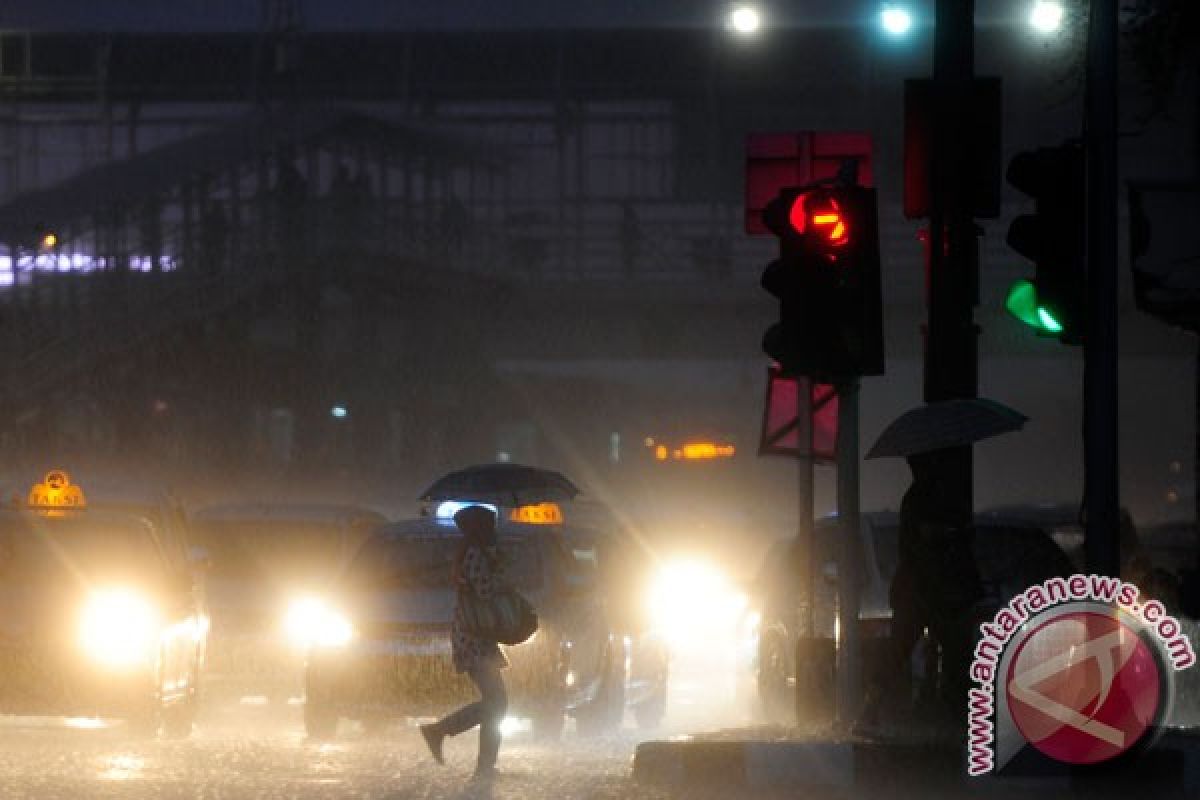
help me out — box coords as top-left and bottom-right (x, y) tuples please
(1005, 279), (1063, 335)
(1005, 279), (1040, 327)
(1036, 307), (1064, 333)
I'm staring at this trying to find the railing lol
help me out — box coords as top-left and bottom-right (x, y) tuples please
(0, 190), (1006, 404)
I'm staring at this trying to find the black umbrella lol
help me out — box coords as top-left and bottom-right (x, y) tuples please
(866, 398), (1028, 460)
(419, 463), (582, 506)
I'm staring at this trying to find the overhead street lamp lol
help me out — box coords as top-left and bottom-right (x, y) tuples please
(880, 5), (914, 36)
(728, 5), (762, 35)
(1029, 0), (1064, 34)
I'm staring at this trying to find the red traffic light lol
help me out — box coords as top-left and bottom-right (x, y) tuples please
(787, 192), (850, 247)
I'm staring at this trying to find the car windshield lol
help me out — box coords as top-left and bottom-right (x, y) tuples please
(0, 514), (164, 584)
(194, 520), (350, 583)
(348, 535), (543, 591)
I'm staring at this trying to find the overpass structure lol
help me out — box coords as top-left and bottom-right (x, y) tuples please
(0, 26), (1180, 510)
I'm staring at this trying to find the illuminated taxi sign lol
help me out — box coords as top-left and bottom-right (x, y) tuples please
(508, 502), (564, 525)
(646, 439), (737, 462)
(680, 442), (736, 460)
(27, 470), (87, 509)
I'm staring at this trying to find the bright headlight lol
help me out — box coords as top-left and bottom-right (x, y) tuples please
(79, 588), (161, 668)
(647, 560), (747, 645)
(284, 597), (353, 648)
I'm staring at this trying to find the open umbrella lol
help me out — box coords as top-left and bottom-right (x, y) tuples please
(866, 398), (1028, 460)
(419, 463), (581, 506)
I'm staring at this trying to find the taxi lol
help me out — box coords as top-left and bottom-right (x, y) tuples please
(0, 470), (208, 736)
(301, 500), (669, 739)
(189, 503), (385, 702)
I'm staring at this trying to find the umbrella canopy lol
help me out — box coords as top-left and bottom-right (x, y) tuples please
(419, 463), (581, 506)
(866, 398), (1028, 460)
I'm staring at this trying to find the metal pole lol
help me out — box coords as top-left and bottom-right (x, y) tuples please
(794, 376), (814, 724)
(926, 0), (978, 517)
(835, 378), (861, 729)
(1084, 0), (1121, 577)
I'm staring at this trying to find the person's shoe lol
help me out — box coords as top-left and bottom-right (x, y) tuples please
(471, 765), (497, 782)
(419, 724), (445, 765)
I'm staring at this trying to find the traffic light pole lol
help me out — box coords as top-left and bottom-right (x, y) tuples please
(834, 378), (861, 730)
(1083, 0), (1121, 578)
(794, 376), (815, 724)
(925, 0), (978, 514)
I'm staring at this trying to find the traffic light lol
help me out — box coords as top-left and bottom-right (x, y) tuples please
(760, 185), (884, 379)
(1004, 142), (1086, 344)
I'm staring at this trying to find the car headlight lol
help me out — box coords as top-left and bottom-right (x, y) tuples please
(79, 588), (161, 668)
(284, 596), (353, 648)
(646, 560), (747, 646)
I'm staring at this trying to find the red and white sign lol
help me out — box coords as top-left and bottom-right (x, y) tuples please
(758, 367), (837, 463)
(745, 132), (873, 235)
(1006, 610), (1162, 766)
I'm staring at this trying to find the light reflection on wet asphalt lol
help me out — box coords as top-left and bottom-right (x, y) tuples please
(0, 700), (697, 800)
(0, 654), (758, 799)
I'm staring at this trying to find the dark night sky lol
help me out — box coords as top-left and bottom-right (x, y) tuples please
(0, 1), (1030, 32)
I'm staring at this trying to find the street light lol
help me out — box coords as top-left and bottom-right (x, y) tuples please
(1028, 0), (1064, 34)
(728, 5), (761, 35)
(880, 5), (913, 36)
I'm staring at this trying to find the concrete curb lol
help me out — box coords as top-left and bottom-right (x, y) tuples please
(632, 740), (854, 791)
(631, 735), (1200, 795)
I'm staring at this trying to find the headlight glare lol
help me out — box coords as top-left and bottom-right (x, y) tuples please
(646, 560), (745, 645)
(284, 596), (353, 648)
(79, 588), (161, 667)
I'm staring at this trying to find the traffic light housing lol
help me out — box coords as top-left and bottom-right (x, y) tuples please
(760, 186), (884, 379)
(1004, 142), (1086, 344)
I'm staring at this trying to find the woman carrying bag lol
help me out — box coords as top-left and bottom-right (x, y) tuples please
(420, 504), (511, 780)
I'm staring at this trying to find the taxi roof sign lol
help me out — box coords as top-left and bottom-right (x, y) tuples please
(509, 502), (563, 525)
(27, 469), (87, 510)
(646, 439), (737, 462)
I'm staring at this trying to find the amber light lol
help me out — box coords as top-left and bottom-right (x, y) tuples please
(509, 502), (564, 525)
(27, 469), (87, 514)
(809, 202), (849, 247)
(787, 193), (851, 247)
(679, 442), (736, 461)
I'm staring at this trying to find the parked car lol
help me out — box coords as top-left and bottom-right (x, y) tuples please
(302, 503), (668, 739)
(0, 469), (207, 737)
(189, 503), (385, 701)
(980, 503), (1181, 607)
(751, 510), (1075, 721)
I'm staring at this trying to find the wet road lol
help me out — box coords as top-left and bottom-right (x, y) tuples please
(0, 664), (756, 800)
(0, 705), (671, 800)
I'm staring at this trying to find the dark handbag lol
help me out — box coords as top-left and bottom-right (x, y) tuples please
(459, 588), (539, 646)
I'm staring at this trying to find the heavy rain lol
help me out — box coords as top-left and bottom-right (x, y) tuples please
(0, 1), (1196, 798)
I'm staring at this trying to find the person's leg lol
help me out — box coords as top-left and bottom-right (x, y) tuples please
(474, 663), (508, 773)
(862, 563), (923, 722)
(420, 672), (487, 765)
(435, 697), (484, 737)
